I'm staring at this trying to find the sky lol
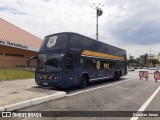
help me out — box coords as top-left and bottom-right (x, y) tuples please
(0, 0), (160, 58)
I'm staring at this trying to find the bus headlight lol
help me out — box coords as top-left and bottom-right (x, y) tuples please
(36, 74), (40, 79)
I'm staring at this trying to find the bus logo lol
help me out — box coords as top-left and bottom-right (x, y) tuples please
(47, 36), (58, 48)
(96, 61), (100, 69)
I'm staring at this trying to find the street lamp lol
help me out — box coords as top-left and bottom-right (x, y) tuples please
(90, 3), (104, 41)
(159, 53), (160, 64)
(150, 48), (152, 67)
(150, 48), (151, 60)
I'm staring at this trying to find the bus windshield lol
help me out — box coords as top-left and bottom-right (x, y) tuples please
(36, 53), (64, 72)
(39, 33), (68, 51)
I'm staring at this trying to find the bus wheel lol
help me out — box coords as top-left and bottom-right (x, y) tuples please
(79, 75), (88, 88)
(113, 72), (119, 80)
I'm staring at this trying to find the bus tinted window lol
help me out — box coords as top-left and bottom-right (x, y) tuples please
(84, 58), (96, 70)
(69, 34), (84, 49)
(83, 38), (94, 50)
(65, 54), (74, 71)
(40, 33), (68, 51)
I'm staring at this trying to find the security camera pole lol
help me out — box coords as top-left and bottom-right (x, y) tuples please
(91, 3), (103, 41)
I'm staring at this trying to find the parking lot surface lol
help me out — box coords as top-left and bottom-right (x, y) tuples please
(1, 71), (160, 120)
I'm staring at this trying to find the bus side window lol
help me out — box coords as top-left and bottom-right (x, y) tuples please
(65, 54), (74, 71)
(84, 58), (96, 70)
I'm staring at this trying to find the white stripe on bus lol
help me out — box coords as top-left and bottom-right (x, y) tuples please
(90, 76), (111, 81)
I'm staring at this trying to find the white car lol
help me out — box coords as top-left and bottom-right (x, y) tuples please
(155, 68), (160, 72)
(148, 67), (156, 70)
(127, 67), (135, 71)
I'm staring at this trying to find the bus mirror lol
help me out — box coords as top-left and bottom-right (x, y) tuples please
(27, 56), (38, 67)
(92, 59), (96, 63)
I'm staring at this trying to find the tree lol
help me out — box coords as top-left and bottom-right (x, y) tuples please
(148, 59), (159, 67)
(127, 59), (138, 67)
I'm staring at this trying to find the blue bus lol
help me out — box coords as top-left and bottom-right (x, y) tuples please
(28, 32), (127, 88)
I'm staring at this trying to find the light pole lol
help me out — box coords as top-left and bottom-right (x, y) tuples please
(150, 48), (151, 60)
(90, 3), (103, 41)
(159, 53), (160, 64)
(149, 48), (152, 67)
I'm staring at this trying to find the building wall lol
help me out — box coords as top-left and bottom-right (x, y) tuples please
(147, 54), (159, 60)
(0, 45), (38, 68)
(140, 54), (148, 65)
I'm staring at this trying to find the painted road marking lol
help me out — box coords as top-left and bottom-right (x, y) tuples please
(67, 77), (137, 97)
(130, 86), (160, 120)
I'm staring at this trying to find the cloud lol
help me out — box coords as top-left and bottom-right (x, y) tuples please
(0, 6), (28, 15)
(123, 43), (160, 58)
(104, 0), (160, 45)
(0, 0), (160, 58)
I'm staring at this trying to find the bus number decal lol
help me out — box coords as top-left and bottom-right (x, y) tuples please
(104, 63), (109, 69)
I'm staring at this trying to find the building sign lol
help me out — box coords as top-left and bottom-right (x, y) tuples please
(0, 40), (28, 49)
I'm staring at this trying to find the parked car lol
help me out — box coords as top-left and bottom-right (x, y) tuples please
(134, 67), (138, 69)
(148, 67), (156, 70)
(127, 67), (135, 71)
(155, 68), (160, 72)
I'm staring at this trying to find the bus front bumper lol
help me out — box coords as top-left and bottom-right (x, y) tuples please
(35, 79), (64, 88)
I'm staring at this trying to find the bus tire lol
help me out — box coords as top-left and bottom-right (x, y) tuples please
(79, 75), (88, 88)
(113, 72), (119, 80)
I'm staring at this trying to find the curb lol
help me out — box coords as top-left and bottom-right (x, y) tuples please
(2, 92), (66, 111)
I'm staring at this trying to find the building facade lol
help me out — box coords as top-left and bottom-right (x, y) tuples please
(147, 54), (159, 60)
(139, 53), (160, 66)
(139, 54), (148, 65)
(129, 54), (134, 60)
(0, 18), (42, 68)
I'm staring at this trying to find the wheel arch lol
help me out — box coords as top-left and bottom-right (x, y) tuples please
(81, 72), (89, 83)
(119, 70), (122, 77)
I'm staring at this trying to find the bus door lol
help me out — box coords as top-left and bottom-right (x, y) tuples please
(65, 54), (75, 86)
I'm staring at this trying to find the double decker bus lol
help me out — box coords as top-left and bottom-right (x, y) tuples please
(28, 32), (127, 88)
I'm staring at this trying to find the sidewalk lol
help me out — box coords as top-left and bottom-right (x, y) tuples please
(0, 79), (66, 111)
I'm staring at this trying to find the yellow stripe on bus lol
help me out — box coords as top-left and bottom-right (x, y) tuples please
(82, 50), (125, 61)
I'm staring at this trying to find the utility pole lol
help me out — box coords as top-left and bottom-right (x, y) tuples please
(159, 53), (160, 64)
(96, 7), (98, 41)
(149, 48), (152, 67)
(150, 48), (151, 60)
(91, 3), (103, 41)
